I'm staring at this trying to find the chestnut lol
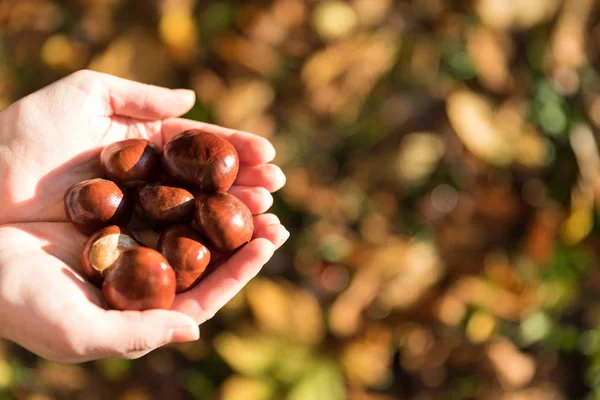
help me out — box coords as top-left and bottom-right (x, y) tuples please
(130, 228), (162, 250)
(135, 184), (195, 227)
(194, 192), (254, 253)
(162, 130), (239, 192)
(157, 225), (211, 293)
(80, 226), (139, 286)
(102, 247), (176, 311)
(100, 139), (162, 185)
(64, 178), (133, 234)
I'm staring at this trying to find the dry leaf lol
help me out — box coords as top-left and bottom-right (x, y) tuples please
(215, 80), (275, 127)
(487, 339), (536, 389)
(447, 90), (515, 166)
(88, 28), (175, 85)
(467, 28), (512, 92)
(313, 1), (358, 41)
(475, 0), (561, 30)
(221, 375), (275, 400)
(341, 325), (393, 388)
(395, 132), (446, 186)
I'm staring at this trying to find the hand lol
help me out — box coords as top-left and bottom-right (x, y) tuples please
(0, 70), (288, 363)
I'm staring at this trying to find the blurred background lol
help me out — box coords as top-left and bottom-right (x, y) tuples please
(1, 0), (600, 399)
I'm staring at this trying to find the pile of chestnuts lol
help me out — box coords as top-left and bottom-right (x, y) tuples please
(64, 129), (254, 311)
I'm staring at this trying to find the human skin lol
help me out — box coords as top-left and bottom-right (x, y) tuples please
(0, 70), (289, 362)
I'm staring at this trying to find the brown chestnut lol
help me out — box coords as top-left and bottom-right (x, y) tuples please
(194, 192), (254, 253)
(102, 247), (176, 311)
(162, 130), (239, 192)
(157, 225), (211, 293)
(135, 184), (195, 227)
(100, 139), (162, 185)
(80, 226), (139, 286)
(130, 228), (162, 250)
(64, 178), (133, 234)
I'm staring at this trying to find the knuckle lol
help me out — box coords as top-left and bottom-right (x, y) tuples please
(68, 69), (96, 81)
(111, 313), (164, 358)
(136, 84), (151, 111)
(66, 69), (105, 95)
(114, 335), (163, 360)
(125, 336), (154, 354)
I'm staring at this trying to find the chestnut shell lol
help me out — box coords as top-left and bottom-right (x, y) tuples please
(102, 247), (176, 311)
(162, 130), (239, 192)
(158, 225), (211, 292)
(135, 184), (195, 227)
(194, 192), (253, 253)
(100, 139), (162, 184)
(80, 226), (138, 286)
(130, 228), (162, 250)
(64, 178), (133, 234)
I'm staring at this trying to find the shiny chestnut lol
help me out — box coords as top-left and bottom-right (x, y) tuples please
(162, 130), (239, 192)
(135, 184), (195, 227)
(64, 178), (133, 234)
(101, 139), (162, 185)
(195, 192), (253, 253)
(158, 225), (211, 293)
(80, 226), (139, 286)
(102, 247), (176, 311)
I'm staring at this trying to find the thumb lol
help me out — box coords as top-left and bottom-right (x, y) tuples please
(69, 70), (196, 119)
(90, 309), (199, 359)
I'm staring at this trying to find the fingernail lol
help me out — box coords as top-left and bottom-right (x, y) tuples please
(170, 324), (200, 343)
(277, 230), (290, 248)
(173, 89), (196, 102)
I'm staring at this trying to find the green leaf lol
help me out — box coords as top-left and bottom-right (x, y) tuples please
(214, 333), (281, 377)
(273, 343), (315, 384)
(182, 101), (212, 123)
(184, 370), (216, 399)
(287, 360), (345, 400)
(520, 312), (552, 345)
(95, 358), (131, 381)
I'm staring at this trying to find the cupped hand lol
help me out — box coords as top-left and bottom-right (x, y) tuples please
(0, 70), (288, 362)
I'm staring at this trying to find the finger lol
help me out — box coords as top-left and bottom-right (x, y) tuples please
(78, 71), (196, 119)
(172, 238), (278, 324)
(253, 223), (290, 246)
(253, 213), (280, 231)
(161, 118), (276, 166)
(229, 186), (273, 214)
(87, 309), (199, 359)
(235, 164), (286, 193)
(253, 220), (289, 247)
(195, 215), (284, 275)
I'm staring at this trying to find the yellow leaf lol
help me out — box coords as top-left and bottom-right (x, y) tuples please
(313, 2), (358, 41)
(561, 207), (593, 245)
(221, 375), (275, 400)
(0, 360), (11, 388)
(247, 278), (325, 344)
(466, 311), (496, 343)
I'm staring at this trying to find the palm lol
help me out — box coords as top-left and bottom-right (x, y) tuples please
(0, 70), (287, 362)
